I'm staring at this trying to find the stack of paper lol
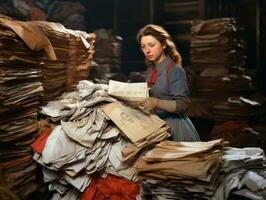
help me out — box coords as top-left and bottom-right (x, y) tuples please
(94, 29), (122, 73)
(66, 30), (95, 91)
(213, 147), (266, 200)
(28, 21), (70, 104)
(136, 139), (226, 199)
(212, 96), (265, 122)
(191, 18), (245, 72)
(28, 21), (96, 103)
(36, 81), (139, 198)
(0, 15), (44, 198)
(190, 18), (260, 124)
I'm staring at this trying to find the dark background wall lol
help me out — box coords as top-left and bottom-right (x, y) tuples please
(84, 0), (265, 95)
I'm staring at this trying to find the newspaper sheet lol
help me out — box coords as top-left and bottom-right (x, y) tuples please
(108, 80), (149, 102)
(101, 101), (166, 143)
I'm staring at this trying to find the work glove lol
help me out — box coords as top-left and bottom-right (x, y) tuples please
(138, 97), (158, 113)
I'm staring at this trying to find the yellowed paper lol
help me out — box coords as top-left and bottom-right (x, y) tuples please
(108, 80), (149, 102)
(102, 101), (165, 143)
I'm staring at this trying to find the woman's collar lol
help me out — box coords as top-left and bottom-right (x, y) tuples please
(156, 56), (172, 74)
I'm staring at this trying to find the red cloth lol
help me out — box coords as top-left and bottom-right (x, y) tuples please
(148, 67), (157, 88)
(31, 127), (52, 154)
(80, 175), (140, 200)
(148, 62), (175, 87)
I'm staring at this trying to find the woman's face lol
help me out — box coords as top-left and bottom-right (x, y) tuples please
(140, 35), (165, 65)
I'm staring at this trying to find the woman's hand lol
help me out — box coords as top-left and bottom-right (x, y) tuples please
(138, 97), (158, 113)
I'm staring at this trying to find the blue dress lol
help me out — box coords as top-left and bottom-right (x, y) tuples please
(146, 56), (200, 141)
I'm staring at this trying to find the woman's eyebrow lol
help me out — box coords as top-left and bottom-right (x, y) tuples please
(142, 42), (155, 45)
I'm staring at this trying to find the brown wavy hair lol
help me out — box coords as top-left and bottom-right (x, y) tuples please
(136, 24), (182, 66)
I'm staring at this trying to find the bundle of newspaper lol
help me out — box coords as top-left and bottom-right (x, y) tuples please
(0, 15), (46, 198)
(66, 30), (96, 91)
(27, 21), (69, 104)
(28, 21), (96, 101)
(136, 139), (226, 199)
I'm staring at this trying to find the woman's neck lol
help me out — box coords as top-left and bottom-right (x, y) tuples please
(154, 53), (166, 65)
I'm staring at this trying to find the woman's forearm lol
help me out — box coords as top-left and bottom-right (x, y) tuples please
(156, 99), (189, 113)
(138, 97), (189, 114)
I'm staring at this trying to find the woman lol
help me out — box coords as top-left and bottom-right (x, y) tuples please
(137, 24), (200, 142)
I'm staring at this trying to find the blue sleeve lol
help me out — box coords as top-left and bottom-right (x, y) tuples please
(168, 65), (191, 111)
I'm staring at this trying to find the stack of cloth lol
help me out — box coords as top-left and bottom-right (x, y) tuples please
(35, 80), (163, 199)
(136, 139), (226, 199)
(0, 15), (50, 198)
